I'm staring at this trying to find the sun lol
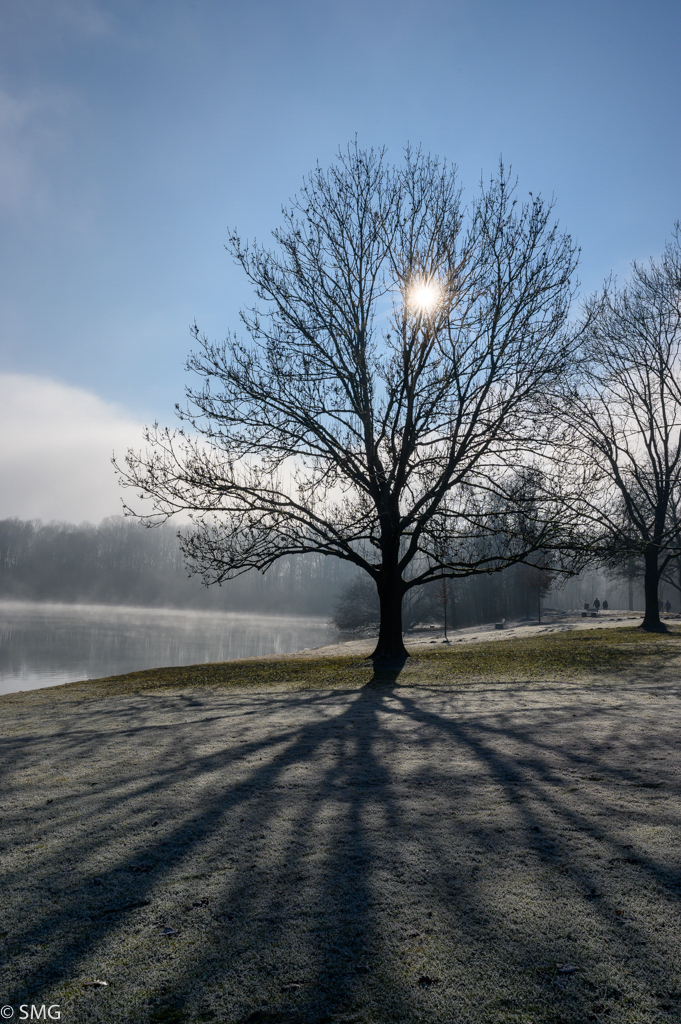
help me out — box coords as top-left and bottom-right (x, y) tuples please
(408, 279), (441, 314)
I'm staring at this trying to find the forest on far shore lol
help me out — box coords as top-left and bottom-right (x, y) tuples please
(0, 516), (652, 629)
(0, 516), (352, 616)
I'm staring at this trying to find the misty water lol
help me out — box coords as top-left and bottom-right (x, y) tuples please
(0, 601), (337, 695)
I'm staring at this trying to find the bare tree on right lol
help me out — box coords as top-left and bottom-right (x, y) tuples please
(561, 227), (681, 631)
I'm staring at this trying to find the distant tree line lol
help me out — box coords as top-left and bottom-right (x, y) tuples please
(0, 517), (355, 616)
(2, 515), (665, 630)
(332, 560), (559, 634)
(0, 515), (576, 629)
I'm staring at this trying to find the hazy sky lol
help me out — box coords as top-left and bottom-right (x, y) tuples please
(1, 0), (679, 520)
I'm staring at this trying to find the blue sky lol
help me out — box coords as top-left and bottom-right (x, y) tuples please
(0, 0), (679, 519)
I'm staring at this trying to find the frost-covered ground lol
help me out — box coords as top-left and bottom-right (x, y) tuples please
(1, 658), (680, 1023)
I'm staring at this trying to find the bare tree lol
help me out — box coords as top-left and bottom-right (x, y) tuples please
(660, 490), (681, 606)
(118, 144), (579, 658)
(519, 559), (556, 623)
(560, 228), (681, 631)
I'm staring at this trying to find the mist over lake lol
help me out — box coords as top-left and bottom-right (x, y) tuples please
(0, 602), (336, 695)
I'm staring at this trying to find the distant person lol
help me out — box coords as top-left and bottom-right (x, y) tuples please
(665, 600), (672, 613)
(602, 599), (608, 610)
(593, 598), (600, 610)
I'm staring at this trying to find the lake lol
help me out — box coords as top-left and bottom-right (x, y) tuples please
(0, 601), (337, 695)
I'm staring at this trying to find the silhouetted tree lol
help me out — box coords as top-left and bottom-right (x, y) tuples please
(118, 144), (579, 657)
(519, 559), (556, 623)
(560, 228), (681, 631)
(659, 489), (681, 605)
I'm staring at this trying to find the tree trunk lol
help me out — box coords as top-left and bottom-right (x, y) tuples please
(372, 575), (408, 659)
(641, 543), (665, 631)
(627, 557), (634, 611)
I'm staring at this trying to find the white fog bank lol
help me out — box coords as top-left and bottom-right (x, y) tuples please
(0, 373), (147, 522)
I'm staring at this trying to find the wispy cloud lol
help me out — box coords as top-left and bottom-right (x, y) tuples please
(0, 86), (74, 213)
(0, 374), (145, 522)
(50, 0), (116, 40)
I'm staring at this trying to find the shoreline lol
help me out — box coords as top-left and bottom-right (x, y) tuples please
(3, 612), (681, 706)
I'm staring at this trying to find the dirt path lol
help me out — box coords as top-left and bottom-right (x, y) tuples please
(1, 657), (680, 1023)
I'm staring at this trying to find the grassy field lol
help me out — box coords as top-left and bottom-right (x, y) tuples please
(1, 625), (680, 1024)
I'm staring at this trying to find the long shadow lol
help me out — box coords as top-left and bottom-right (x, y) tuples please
(388, 683), (681, 1011)
(1, 685), (399, 1020)
(1, 666), (680, 1023)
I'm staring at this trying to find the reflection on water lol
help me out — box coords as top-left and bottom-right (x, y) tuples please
(0, 601), (336, 695)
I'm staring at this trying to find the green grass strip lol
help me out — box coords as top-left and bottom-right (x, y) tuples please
(3, 625), (681, 705)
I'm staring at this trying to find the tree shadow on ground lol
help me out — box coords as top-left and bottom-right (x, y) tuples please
(1, 668), (680, 1023)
